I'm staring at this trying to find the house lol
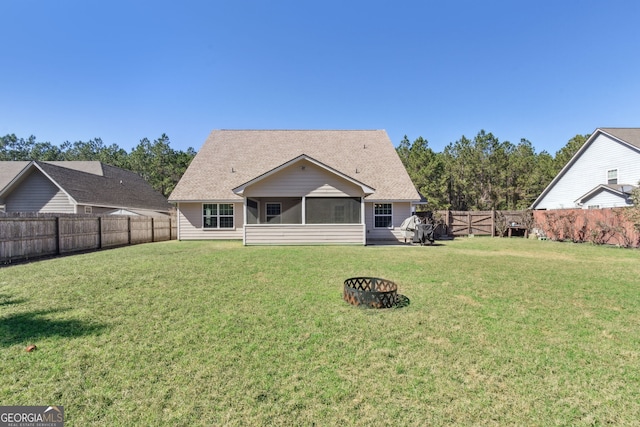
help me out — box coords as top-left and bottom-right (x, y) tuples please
(531, 128), (640, 210)
(168, 130), (423, 245)
(0, 161), (172, 216)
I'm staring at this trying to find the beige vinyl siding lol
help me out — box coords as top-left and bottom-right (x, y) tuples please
(364, 202), (412, 241)
(176, 202), (244, 240)
(244, 224), (364, 245)
(243, 160), (363, 198)
(5, 170), (74, 213)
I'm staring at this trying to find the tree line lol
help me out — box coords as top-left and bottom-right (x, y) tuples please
(2, 129), (589, 207)
(1, 134), (196, 197)
(396, 130), (590, 211)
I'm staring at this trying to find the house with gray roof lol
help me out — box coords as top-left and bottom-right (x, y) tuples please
(168, 130), (422, 244)
(0, 161), (171, 216)
(531, 128), (640, 210)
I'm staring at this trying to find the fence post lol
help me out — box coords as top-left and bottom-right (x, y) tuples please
(128, 217), (131, 245)
(151, 217), (155, 242)
(491, 209), (496, 237)
(56, 216), (61, 255)
(468, 211), (472, 235)
(98, 216), (102, 249)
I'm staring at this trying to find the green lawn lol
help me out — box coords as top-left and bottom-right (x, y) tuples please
(1, 238), (639, 426)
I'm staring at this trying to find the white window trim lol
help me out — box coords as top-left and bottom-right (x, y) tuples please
(374, 203), (393, 229)
(607, 169), (618, 185)
(202, 203), (235, 230)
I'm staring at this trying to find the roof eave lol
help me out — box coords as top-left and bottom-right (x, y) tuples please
(0, 161), (78, 205)
(575, 184), (637, 205)
(171, 198), (242, 204)
(531, 129), (603, 209)
(232, 154), (376, 196)
(0, 161), (34, 198)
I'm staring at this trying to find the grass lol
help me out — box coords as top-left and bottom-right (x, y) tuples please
(1, 238), (639, 426)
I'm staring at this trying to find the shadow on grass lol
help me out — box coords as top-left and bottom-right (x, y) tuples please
(0, 308), (107, 347)
(344, 294), (411, 310)
(395, 294), (410, 309)
(0, 294), (28, 307)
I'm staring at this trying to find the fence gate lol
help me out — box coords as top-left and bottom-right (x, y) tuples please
(448, 211), (495, 236)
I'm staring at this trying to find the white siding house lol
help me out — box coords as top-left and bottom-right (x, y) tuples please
(531, 128), (640, 210)
(169, 130), (423, 245)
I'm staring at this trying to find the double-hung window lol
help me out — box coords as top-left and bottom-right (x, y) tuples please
(607, 169), (618, 185)
(374, 203), (393, 228)
(203, 203), (234, 229)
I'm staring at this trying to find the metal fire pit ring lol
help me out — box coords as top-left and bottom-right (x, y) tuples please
(343, 277), (398, 308)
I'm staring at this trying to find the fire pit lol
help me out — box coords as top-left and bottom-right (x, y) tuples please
(343, 277), (398, 308)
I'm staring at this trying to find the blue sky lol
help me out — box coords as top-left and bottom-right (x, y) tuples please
(2, 1), (639, 155)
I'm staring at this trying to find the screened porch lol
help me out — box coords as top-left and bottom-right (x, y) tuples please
(243, 196), (366, 245)
(245, 197), (363, 225)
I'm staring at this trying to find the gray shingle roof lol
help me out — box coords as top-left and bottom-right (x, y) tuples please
(575, 183), (637, 204)
(0, 161), (29, 192)
(37, 162), (171, 211)
(599, 128), (640, 149)
(1, 161), (171, 212)
(169, 130), (421, 202)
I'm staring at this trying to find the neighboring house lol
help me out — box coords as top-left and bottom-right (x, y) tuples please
(168, 130), (423, 245)
(531, 128), (640, 210)
(0, 161), (172, 216)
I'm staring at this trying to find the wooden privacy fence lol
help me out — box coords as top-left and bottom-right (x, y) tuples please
(431, 209), (639, 247)
(0, 214), (176, 263)
(435, 210), (531, 237)
(532, 208), (640, 248)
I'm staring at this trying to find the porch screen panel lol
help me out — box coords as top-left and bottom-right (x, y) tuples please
(247, 199), (258, 224)
(305, 197), (361, 224)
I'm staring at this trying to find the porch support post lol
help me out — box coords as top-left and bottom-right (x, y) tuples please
(361, 197), (366, 245)
(301, 196), (306, 225)
(243, 198), (247, 224)
(243, 198), (247, 245)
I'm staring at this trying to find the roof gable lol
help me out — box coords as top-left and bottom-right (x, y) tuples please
(575, 184), (636, 205)
(531, 128), (640, 209)
(232, 154), (375, 196)
(0, 161), (170, 212)
(169, 130), (420, 202)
